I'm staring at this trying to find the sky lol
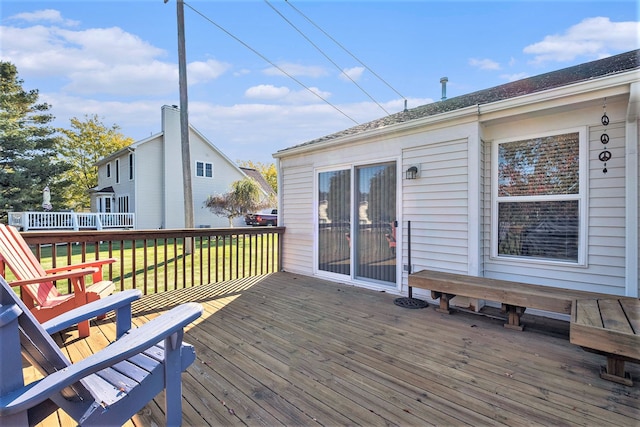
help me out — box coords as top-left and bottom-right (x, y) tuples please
(1, 1), (638, 165)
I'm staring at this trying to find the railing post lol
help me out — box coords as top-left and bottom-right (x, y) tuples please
(71, 212), (79, 231)
(96, 214), (103, 230)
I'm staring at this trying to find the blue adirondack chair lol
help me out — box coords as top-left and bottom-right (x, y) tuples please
(0, 274), (202, 426)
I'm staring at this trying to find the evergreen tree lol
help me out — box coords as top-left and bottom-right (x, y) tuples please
(0, 62), (70, 220)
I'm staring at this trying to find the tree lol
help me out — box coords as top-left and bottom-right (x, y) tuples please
(57, 115), (133, 210)
(238, 160), (277, 193)
(0, 62), (71, 219)
(204, 178), (271, 227)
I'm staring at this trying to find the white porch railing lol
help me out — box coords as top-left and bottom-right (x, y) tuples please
(7, 212), (135, 231)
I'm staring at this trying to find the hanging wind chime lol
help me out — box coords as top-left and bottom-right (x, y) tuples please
(599, 98), (611, 174)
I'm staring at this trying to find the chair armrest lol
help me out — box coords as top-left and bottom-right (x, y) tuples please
(0, 302), (202, 416)
(8, 268), (99, 287)
(45, 258), (117, 274)
(42, 290), (142, 337)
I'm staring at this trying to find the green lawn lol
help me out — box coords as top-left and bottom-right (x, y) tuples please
(9, 234), (279, 295)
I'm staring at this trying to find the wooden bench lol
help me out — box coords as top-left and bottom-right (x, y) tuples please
(570, 298), (640, 386)
(408, 269), (630, 331)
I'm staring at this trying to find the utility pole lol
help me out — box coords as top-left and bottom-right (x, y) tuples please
(174, 0), (194, 250)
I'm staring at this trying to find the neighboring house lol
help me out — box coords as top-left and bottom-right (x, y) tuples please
(273, 50), (640, 306)
(92, 105), (263, 229)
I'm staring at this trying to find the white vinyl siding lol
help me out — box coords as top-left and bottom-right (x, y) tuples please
(280, 163), (315, 275)
(587, 121), (626, 291)
(403, 139), (469, 274)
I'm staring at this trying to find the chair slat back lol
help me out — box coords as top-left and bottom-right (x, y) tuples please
(0, 275), (89, 402)
(0, 225), (60, 305)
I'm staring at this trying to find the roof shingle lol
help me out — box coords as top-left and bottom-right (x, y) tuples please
(279, 49), (639, 153)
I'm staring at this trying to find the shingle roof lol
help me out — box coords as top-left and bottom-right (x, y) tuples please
(241, 167), (275, 196)
(278, 49), (639, 153)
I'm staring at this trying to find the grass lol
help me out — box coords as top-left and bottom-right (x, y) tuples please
(7, 234), (279, 296)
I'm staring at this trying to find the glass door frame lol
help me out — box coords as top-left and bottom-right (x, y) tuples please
(314, 158), (401, 290)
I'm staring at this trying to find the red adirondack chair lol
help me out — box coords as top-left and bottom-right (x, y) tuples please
(0, 224), (116, 337)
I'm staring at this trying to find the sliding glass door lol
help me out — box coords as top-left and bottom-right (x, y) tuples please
(317, 162), (396, 285)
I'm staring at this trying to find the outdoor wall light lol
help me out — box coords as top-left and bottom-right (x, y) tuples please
(405, 165), (419, 180)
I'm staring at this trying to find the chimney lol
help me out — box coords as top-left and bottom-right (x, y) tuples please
(440, 77), (448, 101)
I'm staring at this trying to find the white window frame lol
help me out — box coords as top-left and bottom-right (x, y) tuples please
(115, 159), (120, 184)
(490, 127), (588, 266)
(195, 161), (214, 178)
(106, 162), (111, 178)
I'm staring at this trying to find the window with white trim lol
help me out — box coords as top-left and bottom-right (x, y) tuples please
(196, 161), (213, 178)
(106, 163), (111, 178)
(492, 129), (586, 264)
(115, 159), (120, 184)
(128, 153), (134, 180)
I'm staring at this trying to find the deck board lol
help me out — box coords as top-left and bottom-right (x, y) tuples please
(34, 272), (640, 426)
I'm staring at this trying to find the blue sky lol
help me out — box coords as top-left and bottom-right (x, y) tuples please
(1, 1), (638, 164)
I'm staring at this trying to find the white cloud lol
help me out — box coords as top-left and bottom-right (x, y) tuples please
(244, 83), (332, 104)
(188, 59), (231, 84)
(7, 9), (79, 26)
(262, 63), (328, 78)
(0, 24), (180, 96)
(524, 17), (640, 63)
(500, 72), (529, 82)
(245, 84), (290, 100)
(469, 58), (501, 70)
(286, 87), (332, 104)
(339, 66), (365, 82)
(469, 58), (502, 70)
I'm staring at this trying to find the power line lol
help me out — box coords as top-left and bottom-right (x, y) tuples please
(285, 0), (407, 104)
(183, 2), (359, 125)
(264, 0), (391, 116)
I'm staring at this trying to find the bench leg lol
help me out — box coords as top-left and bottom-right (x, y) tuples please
(501, 304), (526, 331)
(431, 291), (455, 314)
(600, 357), (633, 386)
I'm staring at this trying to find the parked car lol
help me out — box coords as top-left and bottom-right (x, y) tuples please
(245, 209), (278, 226)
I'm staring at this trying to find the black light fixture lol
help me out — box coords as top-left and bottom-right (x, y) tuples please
(405, 165), (419, 180)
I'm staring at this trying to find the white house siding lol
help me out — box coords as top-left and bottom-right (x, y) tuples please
(481, 96), (630, 295)
(402, 139), (469, 277)
(162, 107), (185, 229)
(189, 129), (248, 228)
(587, 121), (626, 293)
(134, 138), (164, 229)
(111, 154), (135, 212)
(279, 160), (315, 275)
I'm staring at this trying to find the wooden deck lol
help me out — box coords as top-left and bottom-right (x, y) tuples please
(33, 272), (639, 426)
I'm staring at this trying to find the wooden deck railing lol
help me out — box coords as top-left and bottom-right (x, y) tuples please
(18, 227), (284, 295)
